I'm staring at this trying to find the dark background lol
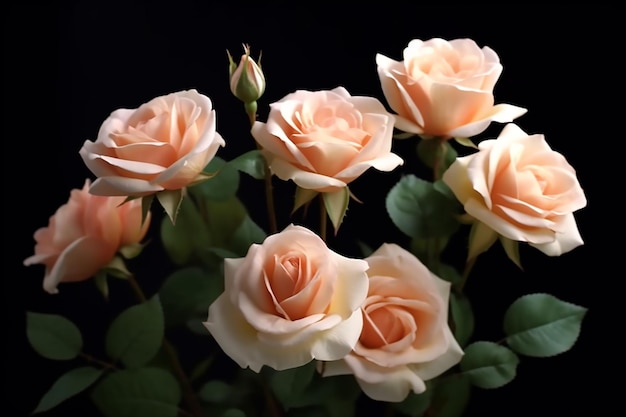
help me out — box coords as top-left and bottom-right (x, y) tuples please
(5, 3), (618, 416)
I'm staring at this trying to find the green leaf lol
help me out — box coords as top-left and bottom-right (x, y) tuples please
(449, 292), (475, 347)
(221, 409), (247, 417)
(203, 197), (248, 250)
(26, 312), (82, 360)
(504, 293), (588, 357)
(160, 196), (211, 265)
(416, 139), (458, 178)
(269, 361), (316, 409)
(199, 380), (233, 404)
(386, 175), (461, 239)
(157, 189), (184, 224)
(392, 389), (432, 417)
(435, 263), (462, 286)
(91, 367), (181, 417)
(229, 215), (267, 257)
(102, 255), (132, 279)
(460, 341), (519, 389)
(428, 375), (471, 417)
(94, 271), (109, 300)
(32, 366), (103, 414)
(159, 267), (223, 327)
(193, 156), (240, 201)
(105, 296), (164, 368)
(227, 149), (266, 180)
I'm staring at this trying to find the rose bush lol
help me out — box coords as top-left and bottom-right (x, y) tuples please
(250, 86), (403, 193)
(79, 89), (225, 197)
(443, 123), (587, 257)
(319, 243), (463, 402)
(203, 224), (370, 372)
(376, 38), (527, 140)
(23, 179), (151, 294)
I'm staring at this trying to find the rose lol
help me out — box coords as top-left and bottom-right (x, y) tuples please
(203, 224), (370, 372)
(442, 123), (587, 257)
(23, 179), (151, 294)
(79, 89), (225, 197)
(250, 86), (403, 193)
(376, 38), (527, 139)
(320, 243), (463, 402)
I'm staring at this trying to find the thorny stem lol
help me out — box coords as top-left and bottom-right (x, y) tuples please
(127, 275), (208, 417)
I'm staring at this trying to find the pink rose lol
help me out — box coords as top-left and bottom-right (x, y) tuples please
(79, 89), (225, 197)
(251, 87), (403, 193)
(23, 179), (151, 294)
(376, 38), (527, 139)
(442, 123), (587, 257)
(320, 243), (463, 402)
(203, 224), (370, 372)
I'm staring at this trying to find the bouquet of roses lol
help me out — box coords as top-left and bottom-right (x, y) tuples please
(23, 38), (587, 417)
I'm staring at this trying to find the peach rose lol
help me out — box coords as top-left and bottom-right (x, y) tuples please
(376, 38), (527, 139)
(442, 123), (587, 257)
(320, 243), (463, 402)
(79, 89), (225, 197)
(250, 87), (403, 193)
(203, 224), (369, 372)
(23, 179), (151, 294)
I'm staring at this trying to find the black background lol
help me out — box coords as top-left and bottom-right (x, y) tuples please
(5, 3), (619, 416)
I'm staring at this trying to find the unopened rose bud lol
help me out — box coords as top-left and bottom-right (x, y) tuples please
(227, 44), (265, 104)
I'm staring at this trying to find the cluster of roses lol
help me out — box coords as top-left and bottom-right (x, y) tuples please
(25, 38), (586, 403)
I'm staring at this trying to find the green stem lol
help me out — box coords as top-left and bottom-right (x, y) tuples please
(248, 104), (278, 234)
(80, 352), (118, 371)
(127, 275), (208, 417)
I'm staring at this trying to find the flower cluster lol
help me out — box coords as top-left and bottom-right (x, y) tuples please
(24, 38), (587, 417)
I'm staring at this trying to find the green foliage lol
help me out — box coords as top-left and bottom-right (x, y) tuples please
(91, 367), (181, 417)
(504, 293), (588, 357)
(427, 376), (471, 417)
(386, 175), (461, 239)
(227, 149), (266, 180)
(392, 389), (432, 417)
(450, 292), (475, 347)
(460, 341), (519, 389)
(26, 312), (82, 360)
(195, 156), (240, 201)
(105, 296), (164, 368)
(416, 139), (458, 179)
(32, 366), (103, 414)
(159, 267), (223, 328)
(268, 361), (316, 409)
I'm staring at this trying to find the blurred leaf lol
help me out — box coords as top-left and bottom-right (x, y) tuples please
(450, 292), (475, 347)
(428, 375), (471, 417)
(32, 366), (103, 414)
(105, 296), (164, 368)
(356, 240), (374, 257)
(26, 312), (82, 360)
(193, 156), (240, 201)
(386, 175), (461, 239)
(159, 267), (223, 327)
(199, 380), (233, 404)
(504, 293), (588, 357)
(227, 149), (266, 180)
(416, 139), (457, 178)
(453, 137), (478, 149)
(269, 361), (316, 409)
(204, 197), (248, 249)
(229, 215), (267, 257)
(102, 255), (132, 279)
(460, 341), (519, 389)
(392, 389), (432, 417)
(91, 367), (181, 417)
(160, 196), (211, 265)
(220, 409), (247, 417)
(190, 355), (215, 383)
(435, 263), (462, 286)
(286, 373), (361, 417)
(94, 271), (109, 300)
(410, 236), (450, 272)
